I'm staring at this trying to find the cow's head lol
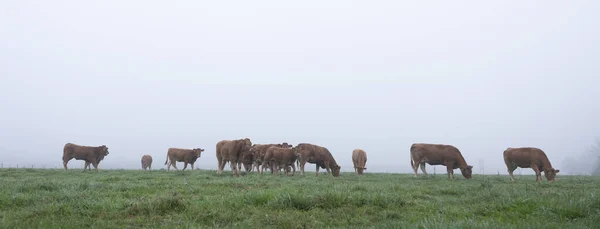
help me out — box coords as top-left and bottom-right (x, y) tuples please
(193, 148), (205, 158)
(460, 165), (473, 179)
(100, 145), (109, 156)
(281, 142), (293, 148)
(332, 165), (341, 177)
(241, 138), (252, 152)
(544, 168), (560, 182)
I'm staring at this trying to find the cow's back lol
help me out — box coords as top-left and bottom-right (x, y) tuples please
(63, 143), (95, 158)
(411, 143), (462, 164)
(504, 147), (550, 167)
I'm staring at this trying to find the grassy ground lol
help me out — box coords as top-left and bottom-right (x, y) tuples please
(0, 168), (598, 229)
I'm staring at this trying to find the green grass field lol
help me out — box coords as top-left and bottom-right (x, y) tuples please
(1, 168), (599, 228)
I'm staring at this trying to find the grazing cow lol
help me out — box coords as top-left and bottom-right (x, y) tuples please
(261, 146), (298, 176)
(503, 147), (560, 182)
(164, 148), (204, 171)
(295, 143), (341, 177)
(250, 142), (293, 172)
(216, 138), (252, 176)
(62, 143), (109, 172)
(141, 155), (153, 170)
(352, 149), (368, 175)
(410, 143), (473, 179)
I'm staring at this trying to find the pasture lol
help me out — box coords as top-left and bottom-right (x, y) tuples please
(1, 168), (599, 228)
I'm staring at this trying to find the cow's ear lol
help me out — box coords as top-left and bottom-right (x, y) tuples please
(467, 165), (473, 169)
(554, 169), (560, 173)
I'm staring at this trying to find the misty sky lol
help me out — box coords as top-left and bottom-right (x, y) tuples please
(1, 1), (599, 175)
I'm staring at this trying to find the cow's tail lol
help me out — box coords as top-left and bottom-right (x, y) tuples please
(164, 154), (169, 165)
(409, 144), (415, 168)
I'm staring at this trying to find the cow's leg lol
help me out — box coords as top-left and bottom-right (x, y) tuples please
(291, 163), (296, 176)
(83, 161), (90, 172)
(229, 160), (238, 176)
(532, 165), (542, 183)
(92, 162), (99, 172)
(300, 159), (307, 176)
(420, 162), (428, 175)
(182, 162), (188, 171)
(412, 161), (419, 177)
(315, 164), (320, 176)
(171, 162), (179, 171)
(216, 157), (222, 174)
(62, 157), (71, 171)
(507, 163), (518, 182)
(446, 165), (455, 179)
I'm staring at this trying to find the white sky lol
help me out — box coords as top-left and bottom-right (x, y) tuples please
(1, 1), (599, 174)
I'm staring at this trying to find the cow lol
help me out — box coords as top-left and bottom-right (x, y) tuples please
(164, 148), (204, 171)
(62, 143), (109, 172)
(503, 147), (560, 183)
(141, 155), (153, 170)
(216, 138), (252, 176)
(410, 143), (473, 179)
(295, 143), (341, 177)
(250, 142), (293, 173)
(261, 146), (298, 176)
(352, 149), (368, 175)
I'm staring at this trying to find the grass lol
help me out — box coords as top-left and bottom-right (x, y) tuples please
(1, 168), (599, 228)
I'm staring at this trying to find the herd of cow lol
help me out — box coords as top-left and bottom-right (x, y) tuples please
(61, 138), (560, 183)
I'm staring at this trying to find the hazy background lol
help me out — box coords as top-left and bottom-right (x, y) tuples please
(1, 1), (599, 175)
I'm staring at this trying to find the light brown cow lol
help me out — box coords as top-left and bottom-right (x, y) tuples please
(216, 138), (252, 176)
(503, 147), (560, 183)
(352, 149), (368, 175)
(410, 143), (473, 179)
(141, 155), (153, 170)
(261, 146), (298, 176)
(295, 143), (341, 177)
(250, 142), (293, 172)
(62, 143), (109, 172)
(164, 148), (204, 171)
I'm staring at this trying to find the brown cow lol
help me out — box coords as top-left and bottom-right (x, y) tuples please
(410, 143), (473, 179)
(352, 149), (368, 175)
(141, 155), (153, 170)
(295, 143), (341, 177)
(261, 146), (298, 176)
(62, 143), (109, 172)
(250, 142), (293, 172)
(164, 148), (204, 171)
(503, 147), (560, 182)
(216, 138), (252, 176)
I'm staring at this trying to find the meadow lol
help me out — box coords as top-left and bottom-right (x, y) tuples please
(0, 168), (599, 229)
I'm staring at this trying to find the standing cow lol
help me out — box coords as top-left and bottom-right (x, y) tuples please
(295, 143), (341, 177)
(410, 143), (473, 179)
(352, 149), (368, 175)
(503, 147), (560, 183)
(250, 142), (292, 173)
(164, 148), (204, 171)
(62, 143), (110, 172)
(261, 146), (298, 176)
(141, 155), (153, 170)
(216, 138), (252, 176)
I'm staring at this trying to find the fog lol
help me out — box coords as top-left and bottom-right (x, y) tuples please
(1, 1), (599, 175)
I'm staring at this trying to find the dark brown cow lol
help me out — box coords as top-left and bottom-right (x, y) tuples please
(503, 147), (560, 182)
(250, 142), (293, 172)
(410, 143), (473, 179)
(164, 148), (204, 171)
(261, 146), (298, 176)
(62, 143), (110, 172)
(295, 143), (341, 177)
(141, 155), (153, 170)
(63, 143), (108, 172)
(352, 149), (368, 175)
(216, 138), (252, 176)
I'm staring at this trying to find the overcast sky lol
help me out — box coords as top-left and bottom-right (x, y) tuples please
(1, 1), (599, 175)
